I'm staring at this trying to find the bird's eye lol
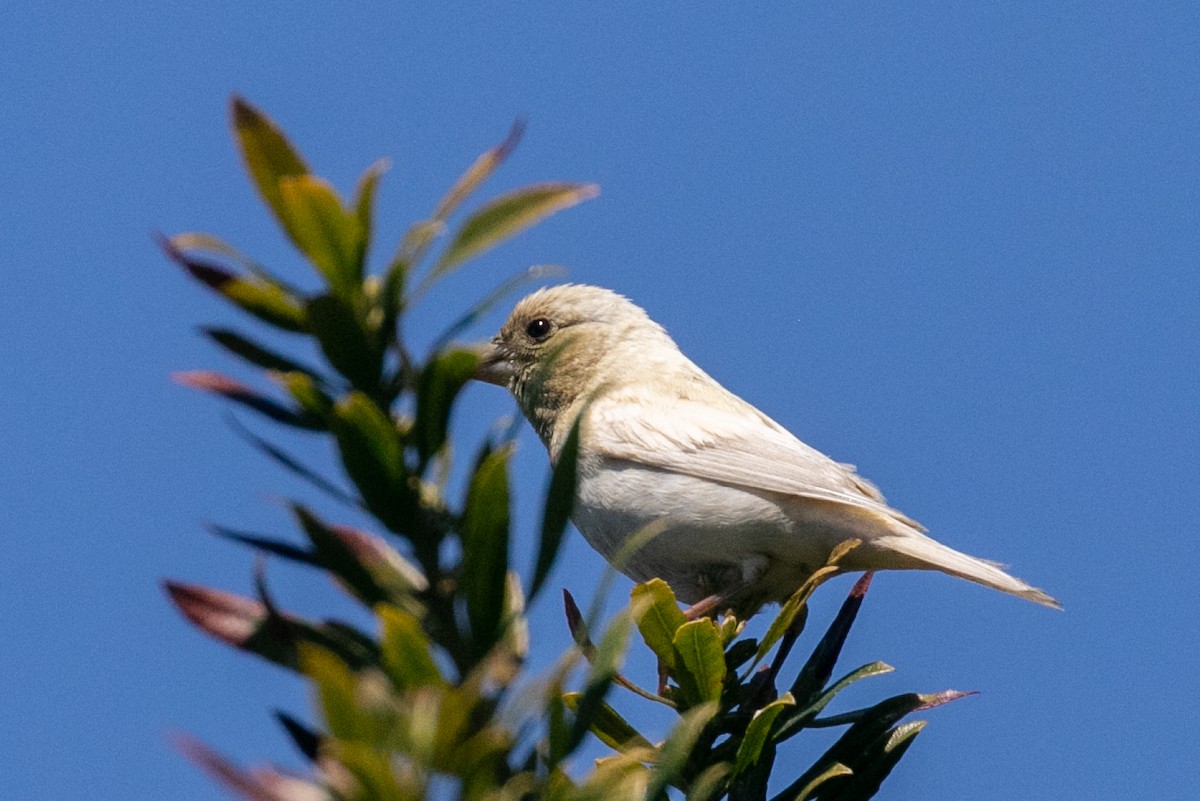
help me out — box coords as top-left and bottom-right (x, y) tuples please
(524, 317), (553, 341)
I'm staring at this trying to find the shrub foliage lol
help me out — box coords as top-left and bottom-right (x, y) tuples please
(165, 97), (964, 801)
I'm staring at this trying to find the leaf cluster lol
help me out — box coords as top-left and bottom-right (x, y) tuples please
(165, 98), (961, 801)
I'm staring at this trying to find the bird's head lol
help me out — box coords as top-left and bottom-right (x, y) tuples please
(475, 283), (670, 445)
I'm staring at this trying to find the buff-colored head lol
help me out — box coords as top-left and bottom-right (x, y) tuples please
(475, 284), (672, 444)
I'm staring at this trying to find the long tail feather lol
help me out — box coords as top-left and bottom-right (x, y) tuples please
(869, 533), (1061, 610)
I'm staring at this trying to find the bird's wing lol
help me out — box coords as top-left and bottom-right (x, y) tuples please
(587, 388), (925, 531)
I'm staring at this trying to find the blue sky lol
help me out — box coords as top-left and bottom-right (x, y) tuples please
(2, 3), (1198, 799)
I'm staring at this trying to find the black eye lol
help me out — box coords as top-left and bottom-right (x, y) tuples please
(525, 317), (553, 341)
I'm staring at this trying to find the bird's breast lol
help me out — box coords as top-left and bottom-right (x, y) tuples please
(571, 457), (834, 598)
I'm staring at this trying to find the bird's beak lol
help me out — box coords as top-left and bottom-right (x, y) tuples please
(473, 340), (515, 386)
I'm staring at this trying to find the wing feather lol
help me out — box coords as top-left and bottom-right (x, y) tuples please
(586, 387), (925, 531)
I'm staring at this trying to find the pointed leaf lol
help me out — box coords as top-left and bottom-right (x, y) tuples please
(431, 182), (599, 278)
(333, 526), (428, 608)
(687, 763), (732, 801)
(561, 693), (652, 753)
(220, 278), (309, 333)
(231, 97), (310, 241)
(330, 392), (411, 530)
(164, 581), (377, 673)
(226, 416), (354, 505)
(173, 371), (318, 429)
(566, 612), (632, 755)
(822, 722), (925, 801)
(209, 524), (317, 566)
(733, 693), (795, 777)
(461, 446), (511, 657)
(203, 328), (321, 376)
(530, 413), (580, 601)
(775, 662), (895, 743)
(378, 604), (444, 691)
(645, 702), (718, 800)
(773, 691), (969, 801)
(631, 578), (687, 670)
(754, 540), (860, 667)
(300, 644), (385, 744)
(563, 588), (595, 658)
(163, 236), (307, 332)
(352, 159), (388, 274)
(278, 175), (361, 291)
(293, 504), (383, 605)
(272, 371), (333, 420)
(306, 294), (382, 390)
(792, 763), (853, 801)
(377, 255), (407, 351)
(790, 572), (873, 707)
(432, 120), (524, 222)
(273, 711), (322, 763)
(175, 734), (325, 801)
(672, 619), (727, 706)
(413, 348), (479, 465)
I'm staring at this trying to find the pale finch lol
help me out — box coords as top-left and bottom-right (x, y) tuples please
(475, 284), (1059, 615)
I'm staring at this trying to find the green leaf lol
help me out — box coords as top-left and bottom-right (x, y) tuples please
(822, 722), (925, 801)
(274, 711), (321, 762)
(293, 504), (383, 605)
(278, 174), (361, 292)
(791, 763), (853, 801)
(732, 693), (795, 777)
(753, 540), (861, 668)
(331, 392), (411, 530)
(772, 691), (968, 801)
(645, 702), (718, 801)
(226, 415), (354, 505)
(306, 294), (382, 391)
(561, 693), (652, 753)
(163, 581), (376, 673)
(790, 572), (874, 707)
(352, 159), (388, 276)
(230, 96), (310, 243)
(530, 414), (580, 601)
(413, 348), (479, 465)
(168, 231), (302, 294)
(562, 588), (595, 658)
(461, 446), (511, 657)
(300, 644), (389, 745)
(724, 638), (759, 674)
(173, 371), (318, 429)
(339, 529), (429, 616)
(271, 371), (334, 420)
(375, 255), (409, 357)
(631, 578), (687, 671)
(300, 643), (361, 741)
(163, 236), (307, 332)
(219, 277), (309, 333)
(203, 327), (321, 377)
(432, 120), (524, 223)
(566, 612), (632, 755)
(378, 604), (444, 691)
(208, 525), (316, 566)
(431, 181), (600, 279)
(687, 763), (732, 801)
(672, 619), (727, 706)
(775, 662), (895, 743)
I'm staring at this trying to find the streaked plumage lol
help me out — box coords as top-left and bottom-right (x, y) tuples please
(476, 284), (1059, 614)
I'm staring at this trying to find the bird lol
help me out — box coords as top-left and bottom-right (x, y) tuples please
(474, 284), (1059, 615)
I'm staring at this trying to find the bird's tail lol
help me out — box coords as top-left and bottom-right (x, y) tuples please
(862, 531), (1062, 610)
